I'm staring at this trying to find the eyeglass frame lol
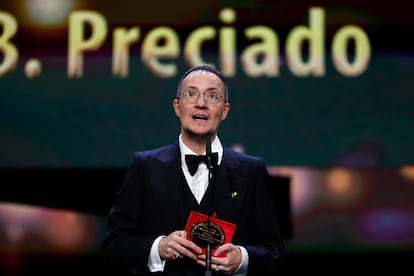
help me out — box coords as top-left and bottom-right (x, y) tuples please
(175, 66), (230, 103)
(177, 90), (226, 105)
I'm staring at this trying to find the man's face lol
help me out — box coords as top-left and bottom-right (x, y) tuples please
(173, 70), (230, 139)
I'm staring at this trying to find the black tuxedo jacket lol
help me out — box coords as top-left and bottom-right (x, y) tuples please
(101, 142), (286, 275)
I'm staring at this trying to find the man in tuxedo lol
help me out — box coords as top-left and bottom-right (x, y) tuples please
(100, 65), (287, 275)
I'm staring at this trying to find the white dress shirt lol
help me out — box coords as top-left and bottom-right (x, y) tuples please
(148, 134), (248, 275)
(179, 134), (223, 204)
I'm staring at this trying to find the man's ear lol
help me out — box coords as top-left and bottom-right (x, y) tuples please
(173, 99), (180, 117)
(221, 102), (231, 120)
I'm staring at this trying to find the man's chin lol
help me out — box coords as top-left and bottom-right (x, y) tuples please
(185, 128), (213, 139)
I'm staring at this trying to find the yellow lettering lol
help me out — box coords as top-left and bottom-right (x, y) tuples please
(68, 11), (107, 78)
(332, 25), (371, 77)
(113, 27), (140, 78)
(241, 26), (279, 77)
(142, 26), (179, 78)
(286, 7), (325, 77)
(0, 6), (368, 79)
(219, 8), (237, 77)
(0, 11), (18, 77)
(184, 26), (216, 69)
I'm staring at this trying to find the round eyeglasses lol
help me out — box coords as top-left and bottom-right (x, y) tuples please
(179, 91), (225, 105)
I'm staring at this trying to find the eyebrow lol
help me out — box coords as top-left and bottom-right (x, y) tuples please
(185, 86), (221, 92)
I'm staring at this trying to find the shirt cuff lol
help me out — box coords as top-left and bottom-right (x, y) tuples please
(232, 246), (249, 275)
(147, 235), (166, 272)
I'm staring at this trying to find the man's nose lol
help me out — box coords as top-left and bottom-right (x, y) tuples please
(195, 93), (207, 105)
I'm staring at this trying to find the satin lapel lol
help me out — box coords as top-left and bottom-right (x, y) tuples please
(210, 149), (248, 223)
(147, 144), (187, 228)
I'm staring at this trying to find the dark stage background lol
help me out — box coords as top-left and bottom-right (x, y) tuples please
(1, 0), (413, 274)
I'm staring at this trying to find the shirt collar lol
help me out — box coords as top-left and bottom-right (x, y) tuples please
(179, 133), (223, 167)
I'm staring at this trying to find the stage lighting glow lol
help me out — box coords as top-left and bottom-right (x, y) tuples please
(325, 168), (365, 204)
(400, 166), (414, 181)
(25, 0), (74, 26)
(326, 168), (352, 194)
(357, 207), (414, 244)
(289, 167), (317, 214)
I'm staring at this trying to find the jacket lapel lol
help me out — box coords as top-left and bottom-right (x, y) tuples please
(147, 143), (188, 227)
(208, 148), (248, 223)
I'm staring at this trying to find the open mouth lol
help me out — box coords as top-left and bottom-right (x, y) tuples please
(193, 114), (208, 120)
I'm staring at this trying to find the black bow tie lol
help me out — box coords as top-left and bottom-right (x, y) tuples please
(185, 152), (218, 176)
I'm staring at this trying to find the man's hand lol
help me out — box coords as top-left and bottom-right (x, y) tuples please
(158, 230), (203, 261)
(196, 243), (242, 274)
